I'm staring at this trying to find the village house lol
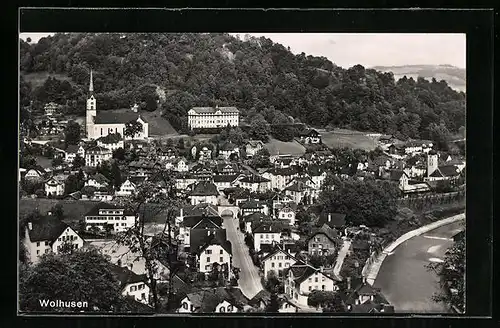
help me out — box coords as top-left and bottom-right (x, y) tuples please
(213, 174), (241, 191)
(307, 224), (339, 256)
(84, 202), (137, 233)
(249, 290), (299, 313)
(187, 106), (240, 130)
(317, 213), (347, 232)
(156, 147), (176, 161)
(174, 173), (197, 192)
(23, 213), (85, 264)
(178, 209), (223, 250)
(44, 176), (65, 197)
(191, 163), (214, 180)
(115, 178), (138, 197)
(108, 264), (150, 305)
(24, 168), (46, 182)
(344, 280), (394, 313)
(239, 199), (269, 217)
(284, 263), (340, 307)
(271, 193), (294, 210)
(190, 229), (232, 277)
(214, 162), (240, 175)
(242, 212), (271, 234)
(91, 191), (114, 201)
(284, 180), (316, 205)
(253, 221), (287, 252)
(307, 165), (327, 189)
(404, 140), (433, 155)
(64, 144), (86, 163)
(85, 146), (112, 167)
(238, 175), (271, 193)
(425, 165), (462, 182)
(44, 102), (59, 116)
(197, 146), (213, 162)
(262, 244), (302, 279)
(165, 157), (189, 172)
(245, 140), (264, 158)
(276, 202), (297, 226)
(96, 133), (124, 152)
(178, 287), (248, 313)
(299, 129), (322, 144)
(188, 181), (219, 206)
(218, 142), (240, 160)
(262, 167), (299, 191)
(84, 173), (110, 190)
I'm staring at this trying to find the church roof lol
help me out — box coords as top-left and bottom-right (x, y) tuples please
(190, 107), (239, 114)
(94, 111), (146, 124)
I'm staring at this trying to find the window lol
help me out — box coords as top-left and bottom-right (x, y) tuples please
(206, 249), (212, 254)
(207, 257), (210, 263)
(45, 241), (49, 246)
(182, 302), (189, 310)
(130, 286), (137, 292)
(315, 277), (318, 282)
(271, 262), (275, 268)
(260, 235), (263, 239)
(220, 250), (224, 254)
(220, 257), (223, 263)
(279, 263), (282, 268)
(322, 285), (325, 291)
(288, 214), (292, 218)
(322, 277), (325, 282)
(308, 286), (312, 291)
(308, 278), (312, 282)
(205, 265), (210, 271)
(36, 242), (40, 247)
(45, 249), (49, 254)
(285, 263), (290, 267)
(141, 293), (145, 299)
(227, 305), (233, 312)
(75, 244), (78, 249)
(312, 244), (317, 248)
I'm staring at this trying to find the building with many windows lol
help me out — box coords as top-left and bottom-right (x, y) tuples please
(84, 202), (137, 233)
(187, 106), (239, 129)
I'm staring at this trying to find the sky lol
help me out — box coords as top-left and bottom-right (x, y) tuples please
(20, 32), (465, 69)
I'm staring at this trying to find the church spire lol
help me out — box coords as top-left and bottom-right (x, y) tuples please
(89, 69), (94, 93)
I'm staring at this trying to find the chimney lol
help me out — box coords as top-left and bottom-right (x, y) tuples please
(328, 214), (331, 222)
(28, 222), (32, 231)
(347, 276), (351, 290)
(319, 266), (324, 273)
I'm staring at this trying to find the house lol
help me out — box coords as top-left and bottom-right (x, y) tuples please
(24, 168), (45, 182)
(239, 199), (269, 217)
(191, 163), (213, 180)
(187, 106), (240, 130)
(23, 213), (85, 264)
(85, 146), (112, 167)
(299, 129), (322, 144)
(271, 193), (294, 210)
(218, 142), (240, 160)
(91, 191), (114, 201)
(178, 287), (248, 313)
(84, 173), (110, 190)
(188, 181), (219, 206)
(44, 102), (59, 116)
(245, 140), (264, 158)
(108, 264), (150, 305)
(97, 133), (124, 151)
(425, 165), (461, 182)
(249, 290), (299, 313)
(386, 170), (410, 191)
(262, 167), (299, 191)
(44, 176), (65, 197)
(344, 280), (394, 313)
(64, 144), (86, 163)
(198, 146), (213, 162)
(84, 202), (137, 233)
(307, 224), (339, 256)
(284, 263), (340, 307)
(213, 174), (240, 191)
(214, 163), (240, 176)
(179, 212), (223, 250)
(276, 202), (297, 226)
(253, 221), (287, 252)
(317, 213), (347, 231)
(175, 173), (197, 192)
(262, 245), (302, 279)
(85, 70), (149, 140)
(238, 175), (271, 193)
(190, 229), (232, 276)
(115, 178), (137, 197)
(273, 156), (298, 169)
(165, 157), (189, 172)
(307, 165), (327, 189)
(284, 180), (316, 205)
(175, 203), (220, 227)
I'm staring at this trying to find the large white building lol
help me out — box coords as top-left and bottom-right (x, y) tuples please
(84, 202), (137, 233)
(85, 70), (149, 140)
(187, 106), (239, 129)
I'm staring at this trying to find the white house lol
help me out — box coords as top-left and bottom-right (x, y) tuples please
(188, 181), (219, 206)
(284, 263), (340, 307)
(249, 290), (299, 313)
(187, 106), (240, 130)
(253, 222), (286, 252)
(85, 173), (110, 190)
(218, 142), (240, 160)
(44, 176), (65, 197)
(262, 167), (299, 191)
(276, 202), (297, 226)
(213, 174), (240, 191)
(238, 175), (271, 193)
(84, 202), (137, 233)
(262, 246), (301, 279)
(109, 264), (150, 305)
(97, 133), (125, 152)
(190, 229), (232, 276)
(245, 140), (264, 158)
(64, 145), (86, 163)
(165, 157), (189, 172)
(85, 146), (112, 167)
(23, 213), (85, 264)
(24, 168), (45, 181)
(178, 287), (248, 313)
(115, 178), (137, 197)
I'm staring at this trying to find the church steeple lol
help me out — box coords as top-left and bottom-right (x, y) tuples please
(89, 69), (94, 93)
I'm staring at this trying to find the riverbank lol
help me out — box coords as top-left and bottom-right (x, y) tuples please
(364, 213), (465, 285)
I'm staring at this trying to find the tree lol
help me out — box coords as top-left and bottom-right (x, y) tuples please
(249, 114), (270, 142)
(111, 161), (122, 189)
(112, 148), (126, 161)
(51, 157), (63, 167)
(72, 155), (85, 169)
(124, 120), (143, 139)
(64, 121), (81, 145)
(250, 148), (271, 168)
(64, 174), (80, 195)
(265, 291), (280, 312)
(50, 203), (64, 220)
(19, 249), (144, 313)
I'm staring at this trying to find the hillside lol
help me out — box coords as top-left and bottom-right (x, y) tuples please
(372, 65), (466, 92)
(20, 33), (466, 142)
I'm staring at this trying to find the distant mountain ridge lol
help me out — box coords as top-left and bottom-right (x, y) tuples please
(372, 65), (466, 92)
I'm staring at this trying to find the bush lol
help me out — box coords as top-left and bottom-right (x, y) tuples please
(34, 189), (45, 198)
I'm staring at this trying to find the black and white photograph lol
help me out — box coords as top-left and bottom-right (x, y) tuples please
(18, 30), (467, 315)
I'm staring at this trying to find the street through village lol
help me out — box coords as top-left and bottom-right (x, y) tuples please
(373, 219), (464, 313)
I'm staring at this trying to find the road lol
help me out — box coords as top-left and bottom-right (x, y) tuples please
(373, 220), (464, 313)
(222, 215), (263, 299)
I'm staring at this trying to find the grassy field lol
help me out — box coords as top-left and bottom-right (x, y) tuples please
(319, 128), (379, 151)
(264, 138), (306, 156)
(139, 110), (178, 136)
(19, 198), (100, 221)
(23, 72), (72, 88)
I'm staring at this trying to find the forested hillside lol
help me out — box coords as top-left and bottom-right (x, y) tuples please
(20, 33), (466, 141)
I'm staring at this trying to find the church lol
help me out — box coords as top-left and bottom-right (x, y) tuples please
(85, 70), (149, 140)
